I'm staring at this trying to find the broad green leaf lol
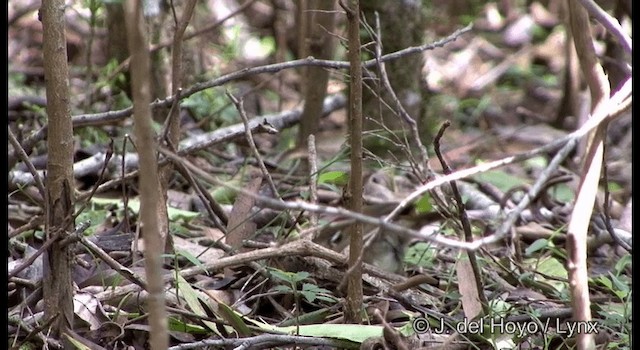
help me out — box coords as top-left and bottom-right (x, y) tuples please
(285, 324), (381, 343)
(212, 294), (253, 337)
(268, 268), (294, 283)
(594, 275), (613, 290)
(168, 316), (208, 334)
(536, 256), (567, 280)
(300, 291), (316, 303)
(525, 239), (549, 256)
(548, 183), (575, 203)
(175, 250), (205, 270)
(614, 254), (632, 276)
(278, 308), (331, 327)
(525, 256), (567, 292)
(525, 156), (547, 169)
(292, 271), (310, 282)
(318, 171), (349, 186)
(268, 268), (309, 284)
(75, 207), (107, 236)
(210, 186), (236, 205)
(488, 298), (512, 317)
(175, 274), (221, 336)
(244, 318), (382, 344)
(472, 170), (528, 193)
(609, 272), (630, 296)
(404, 242), (436, 267)
(63, 333), (91, 350)
(414, 193), (433, 214)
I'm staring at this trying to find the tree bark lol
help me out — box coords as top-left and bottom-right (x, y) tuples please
(342, 0), (364, 324)
(41, 0), (76, 342)
(297, 0), (338, 149)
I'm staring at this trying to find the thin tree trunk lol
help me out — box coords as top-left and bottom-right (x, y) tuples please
(297, 0), (337, 149)
(123, 1), (169, 349)
(41, 0), (75, 342)
(565, 0), (610, 348)
(158, 0), (198, 254)
(341, 0), (364, 324)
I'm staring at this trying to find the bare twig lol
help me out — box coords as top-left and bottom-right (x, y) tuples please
(178, 93), (346, 155)
(8, 215), (44, 239)
(9, 222), (89, 280)
(78, 236), (148, 290)
(576, 0), (632, 54)
(151, 0), (258, 53)
(433, 120), (489, 313)
(371, 12), (432, 180)
(72, 141), (114, 222)
(226, 91), (280, 200)
(8, 128), (46, 200)
(165, 152), (229, 230)
(307, 134), (319, 232)
(600, 156), (632, 251)
(167, 333), (355, 350)
(565, 1), (615, 347)
(121, 135), (132, 236)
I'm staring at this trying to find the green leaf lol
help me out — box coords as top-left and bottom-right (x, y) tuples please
(244, 318), (382, 344)
(215, 296), (253, 337)
(529, 256), (567, 292)
(175, 250), (205, 270)
(318, 171), (349, 186)
(268, 268), (294, 283)
(303, 283), (331, 294)
(404, 242), (436, 267)
(168, 316), (208, 334)
(609, 272), (630, 296)
(472, 170), (529, 193)
(279, 308), (332, 327)
(414, 193), (433, 214)
(292, 271), (310, 282)
(614, 254), (632, 276)
(268, 267), (309, 284)
(75, 207), (108, 236)
(488, 298), (512, 317)
(548, 183), (575, 203)
(300, 291), (316, 303)
(210, 186), (237, 204)
(175, 274), (221, 336)
(595, 275), (613, 290)
(63, 334), (92, 350)
(525, 156), (548, 169)
(525, 239), (549, 256)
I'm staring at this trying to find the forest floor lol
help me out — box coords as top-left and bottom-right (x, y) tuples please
(8, 1), (631, 349)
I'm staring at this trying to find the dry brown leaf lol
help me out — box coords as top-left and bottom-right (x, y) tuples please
(456, 256), (483, 320)
(225, 172), (263, 252)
